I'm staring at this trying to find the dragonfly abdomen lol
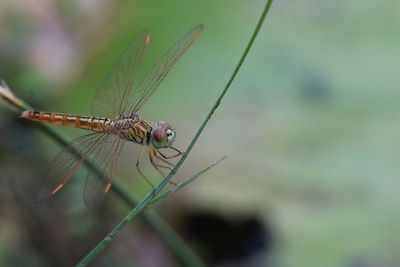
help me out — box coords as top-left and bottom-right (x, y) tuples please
(21, 111), (112, 133)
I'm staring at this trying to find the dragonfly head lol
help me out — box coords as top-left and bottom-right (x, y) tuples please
(150, 121), (176, 149)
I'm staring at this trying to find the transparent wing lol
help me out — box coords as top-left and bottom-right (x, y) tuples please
(91, 30), (150, 118)
(35, 133), (109, 203)
(128, 24), (203, 113)
(83, 134), (125, 206)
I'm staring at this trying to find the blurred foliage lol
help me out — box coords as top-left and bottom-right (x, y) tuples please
(1, 0), (400, 266)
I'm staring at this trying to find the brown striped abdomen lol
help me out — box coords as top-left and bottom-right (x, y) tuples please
(21, 110), (111, 133)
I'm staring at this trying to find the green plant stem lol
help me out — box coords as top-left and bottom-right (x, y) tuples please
(0, 82), (207, 267)
(110, 180), (208, 267)
(78, 0), (275, 265)
(148, 156), (227, 207)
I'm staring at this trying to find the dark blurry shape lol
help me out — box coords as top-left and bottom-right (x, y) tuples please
(298, 69), (331, 104)
(184, 212), (273, 266)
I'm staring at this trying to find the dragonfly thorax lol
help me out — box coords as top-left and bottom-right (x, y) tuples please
(110, 115), (175, 148)
(111, 113), (152, 144)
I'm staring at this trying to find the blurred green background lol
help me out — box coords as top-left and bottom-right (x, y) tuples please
(1, 0), (399, 266)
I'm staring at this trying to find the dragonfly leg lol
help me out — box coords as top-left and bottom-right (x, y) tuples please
(154, 150), (176, 167)
(158, 145), (184, 159)
(136, 146), (154, 188)
(148, 146), (177, 186)
(169, 145), (184, 155)
(150, 158), (174, 173)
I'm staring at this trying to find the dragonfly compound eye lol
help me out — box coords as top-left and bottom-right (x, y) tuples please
(151, 121), (174, 148)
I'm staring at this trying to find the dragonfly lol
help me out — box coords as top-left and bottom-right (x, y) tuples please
(21, 25), (203, 206)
